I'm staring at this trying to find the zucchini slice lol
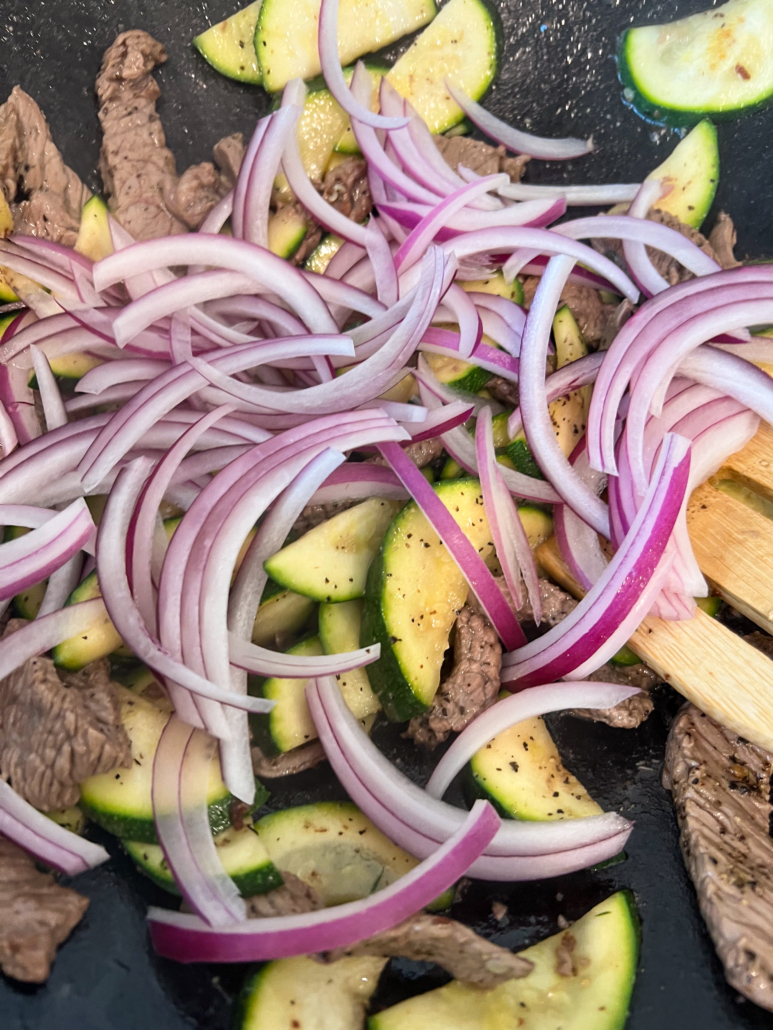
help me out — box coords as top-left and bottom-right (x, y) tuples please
(304, 232), (345, 273)
(465, 709), (603, 820)
(645, 120), (719, 230)
(5, 526), (47, 619)
(334, 64), (389, 154)
(461, 270), (524, 305)
(79, 688), (266, 843)
(267, 205), (309, 259)
(125, 824), (283, 897)
(619, 0), (773, 125)
(255, 0), (436, 93)
(250, 635), (324, 755)
(51, 571), (124, 671)
(193, 0), (263, 85)
(264, 498), (403, 603)
(74, 196), (113, 262)
(238, 955), (386, 1030)
(254, 801), (440, 906)
(424, 349), (493, 394)
(252, 587), (317, 648)
(360, 478), (495, 721)
(45, 806), (87, 835)
(28, 350), (104, 388)
(369, 891), (640, 1030)
(319, 599), (381, 720)
(387, 0), (498, 134)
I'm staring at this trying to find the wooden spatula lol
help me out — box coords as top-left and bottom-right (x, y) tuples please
(536, 419), (773, 751)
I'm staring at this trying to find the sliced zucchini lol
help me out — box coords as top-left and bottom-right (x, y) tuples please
(333, 64), (388, 154)
(255, 801), (431, 905)
(121, 665), (174, 711)
(461, 271), (524, 306)
(609, 644), (641, 667)
(255, 0), (436, 93)
(264, 497), (403, 603)
(440, 457), (464, 480)
(74, 196), (113, 262)
(45, 806), (87, 835)
(125, 824), (283, 897)
(51, 571), (123, 671)
(193, 1), (263, 85)
(465, 709), (603, 821)
(79, 688), (266, 843)
(361, 478), (495, 721)
(304, 232), (344, 273)
(0, 272), (18, 303)
(252, 588), (317, 648)
(424, 349), (493, 395)
(619, 0), (773, 126)
(4, 526), (47, 618)
(267, 205), (309, 259)
(369, 891), (640, 1030)
(250, 636), (324, 755)
(696, 594), (723, 617)
(28, 350), (103, 389)
(319, 599), (381, 720)
(387, 0), (498, 134)
(646, 120), (719, 230)
(238, 955), (386, 1030)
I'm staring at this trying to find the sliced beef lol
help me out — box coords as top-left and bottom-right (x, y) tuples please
(407, 605), (501, 748)
(521, 276), (616, 347)
(0, 836), (88, 982)
(292, 499), (359, 537)
(486, 375), (519, 408)
(746, 631), (773, 660)
(663, 703), (773, 1011)
(251, 739), (326, 778)
(322, 156), (371, 224)
(0, 621), (131, 809)
(246, 871), (322, 917)
(0, 86), (91, 246)
(368, 436), (443, 471)
(324, 913), (532, 988)
(708, 211), (741, 270)
(212, 133), (245, 193)
(516, 579), (579, 628)
(434, 136), (530, 183)
(96, 31), (230, 240)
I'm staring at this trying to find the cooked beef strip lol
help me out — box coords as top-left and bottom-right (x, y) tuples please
(324, 913), (532, 988)
(0, 86), (91, 246)
(322, 156), (371, 224)
(486, 375), (519, 407)
(517, 582), (657, 728)
(521, 276), (616, 347)
(96, 31), (231, 240)
(745, 631), (773, 660)
(251, 740), (326, 778)
(407, 605), (502, 748)
(211, 132), (245, 193)
(246, 871), (322, 917)
(434, 135), (530, 183)
(291, 499), (360, 537)
(368, 436), (443, 470)
(708, 211), (741, 269)
(0, 620), (131, 809)
(0, 836), (88, 982)
(663, 703), (773, 1011)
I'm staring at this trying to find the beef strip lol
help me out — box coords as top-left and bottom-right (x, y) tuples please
(663, 703), (773, 1011)
(246, 871), (322, 917)
(746, 631), (773, 660)
(0, 620), (131, 809)
(708, 211), (741, 269)
(517, 582), (658, 728)
(521, 276), (616, 347)
(291, 499), (360, 537)
(96, 31), (231, 240)
(0, 86), (91, 246)
(211, 132), (245, 192)
(0, 836), (88, 982)
(486, 375), (519, 407)
(407, 604), (502, 748)
(322, 156), (371, 224)
(324, 913), (532, 988)
(368, 436), (443, 470)
(434, 135), (530, 183)
(251, 740), (326, 778)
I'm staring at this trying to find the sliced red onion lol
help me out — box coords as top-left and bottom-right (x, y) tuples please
(311, 676), (632, 859)
(420, 327), (520, 382)
(428, 681), (639, 799)
(37, 552), (83, 618)
(306, 463), (409, 505)
(29, 345), (67, 430)
(445, 81), (593, 160)
(554, 444), (609, 592)
(405, 398), (473, 441)
(519, 255), (609, 535)
(228, 632), (380, 678)
(621, 179), (670, 297)
(364, 218), (398, 307)
(498, 181), (640, 205)
(232, 119), (270, 239)
(152, 716), (246, 927)
(244, 107), (298, 249)
(0, 398), (18, 457)
(507, 351), (603, 438)
(0, 597), (104, 679)
(502, 433), (690, 688)
(198, 190), (234, 237)
(0, 778), (109, 876)
(148, 800), (499, 961)
(377, 440), (525, 650)
(0, 498), (94, 601)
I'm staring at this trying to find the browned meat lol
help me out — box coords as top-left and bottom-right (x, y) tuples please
(516, 579), (579, 628)
(369, 436), (443, 470)
(407, 605), (501, 748)
(246, 871), (322, 917)
(0, 836), (88, 982)
(521, 276), (615, 346)
(708, 211), (741, 270)
(663, 703), (773, 1011)
(486, 375), (519, 407)
(746, 631), (773, 660)
(251, 740), (326, 778)
(96, 31), (230, 240)
(599, 298), (636, 352)
(324, 913), (532, 988)
(321, 156), (372, 224)
(212, 133), (245, 192)
(292, 499), (360, 537)
(0, 86), (91, 246)
(0, 621), (131, 809)
(434, 136), (530, 183)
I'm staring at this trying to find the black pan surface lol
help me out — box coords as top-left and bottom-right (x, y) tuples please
(1, 1), (773, 1027)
